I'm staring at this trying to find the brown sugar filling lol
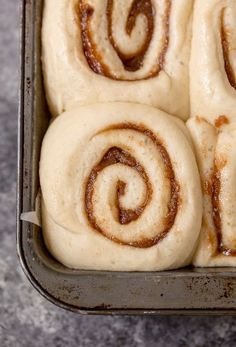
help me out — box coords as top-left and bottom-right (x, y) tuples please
(221, 9), (236, 89)
(84, 123), (180, 248)
(77, 0), (171, 80)
(214, 115), (229, 128)
(211, 160), (236, 256)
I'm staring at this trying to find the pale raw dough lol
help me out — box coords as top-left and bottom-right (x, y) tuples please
(40, 103), (202, 271)
(190, 0), (236, 124)
(42, 0), (193, 119)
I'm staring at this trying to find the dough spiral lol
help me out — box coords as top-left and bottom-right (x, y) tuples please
(42, 0), (193, 119)
(40, 103), (202, 271)
(84, 123), (180, 248)
(78, 0), (170, 80)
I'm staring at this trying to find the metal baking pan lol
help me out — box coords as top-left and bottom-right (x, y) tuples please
(17, 0), (236, 315)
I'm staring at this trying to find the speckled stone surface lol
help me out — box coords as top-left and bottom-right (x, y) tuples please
(1, 1), (236, 346)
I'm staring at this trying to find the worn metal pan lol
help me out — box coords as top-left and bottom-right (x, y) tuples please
(17, 0), (236, 315)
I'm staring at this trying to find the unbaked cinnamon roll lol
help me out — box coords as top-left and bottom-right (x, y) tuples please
(188, 0), (236, 266)
(42, 0), (193, 119)
(40, 103), (202, 271)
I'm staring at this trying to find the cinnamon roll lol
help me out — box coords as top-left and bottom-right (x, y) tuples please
(42, 0), (193, 119)
(40, 103), (202, 271)
(188, 0), (236, 266)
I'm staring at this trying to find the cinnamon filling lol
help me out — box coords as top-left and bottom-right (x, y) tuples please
(221, 10), (236, 89)
(85, 123), (180, 248)
(211, 160), (236, 256)
(214, 115), (229, 128)
(79, 4), (105, 75)
(77, 0), (170, 80)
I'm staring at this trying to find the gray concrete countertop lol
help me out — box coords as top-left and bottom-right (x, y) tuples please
(1, 1), (236, 346)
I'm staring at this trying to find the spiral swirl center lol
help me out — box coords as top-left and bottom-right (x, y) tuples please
(77, 0), (171, 80)
(107, 0), (154, 71)
(84, 123), (180, 248)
